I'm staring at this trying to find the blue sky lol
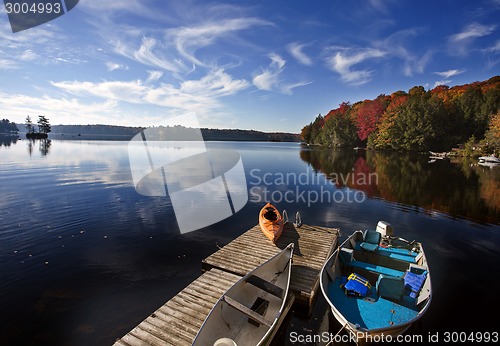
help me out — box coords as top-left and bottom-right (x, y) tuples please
(1, 0), (499, 133)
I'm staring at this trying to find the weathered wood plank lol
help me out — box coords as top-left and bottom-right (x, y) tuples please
(113, 269), (241, 346)
(202, 223), (339, 304)
(114, 224), (339, 346)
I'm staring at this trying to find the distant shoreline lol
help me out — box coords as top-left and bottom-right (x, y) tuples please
(12, 124), (301, 142)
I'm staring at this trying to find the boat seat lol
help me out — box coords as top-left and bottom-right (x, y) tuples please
(222, 295), (273, 327)
(355, 243), (418, 263)
(376, 274), (405, 302)
(376, 246), (418, 263)
(245, 275), (284, 298)
(359, 230), (381, 252)
(350, 260), (405, 278)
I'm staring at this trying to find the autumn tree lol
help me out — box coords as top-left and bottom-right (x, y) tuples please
(302, 75), (500, 152)
(321, 102), (357, 147)
(352, 96), (388, 142)
(483, 112), (500, 155)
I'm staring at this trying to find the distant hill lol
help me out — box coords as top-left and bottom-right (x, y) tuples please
(16, 124), (300, 142)
(0, 119), (19, 135)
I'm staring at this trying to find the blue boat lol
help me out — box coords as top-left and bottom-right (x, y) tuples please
(320, 222), (432, 343)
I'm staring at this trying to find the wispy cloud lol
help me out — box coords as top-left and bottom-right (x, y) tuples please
(106, 61), (128, 71)
(449, 23), (496, 55)
(434, 69), (465, 78)
(0, 58), (18, 69)
(373, 29), (433, 77)
(485, 40), (500, 52)
(167, 17), (270, 68)
(253, 54), (311, 94)
(434, 79), (451, 88)
(0, 92), (120, 125)
(52, 68), (249, 114)
(115, 37), (190, 74)
(433, 69), (465, 88)
(145, 70), (163, 83)
(368, 0), (394, 14)
(78, 0), (167, 22)
(450, 23), (496, 42)
(287, 42), (313, 66)
(325, 47), (386, 85)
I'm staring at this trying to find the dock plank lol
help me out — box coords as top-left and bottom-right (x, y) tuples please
(113, 269), (241, 346)
(202, 223), (339, 306)
(114, 223), (339, 346)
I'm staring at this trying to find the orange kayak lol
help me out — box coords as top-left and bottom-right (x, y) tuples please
(259, 202), (284, 243)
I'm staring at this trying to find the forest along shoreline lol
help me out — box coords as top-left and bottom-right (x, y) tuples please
(300, 75), (500, 159)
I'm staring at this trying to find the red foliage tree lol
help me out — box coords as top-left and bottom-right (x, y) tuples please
(354, 98), (387, 141)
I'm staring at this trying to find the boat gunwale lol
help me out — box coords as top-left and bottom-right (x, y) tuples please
(319, 230), (432, 336)
(192, 242), (294, 346)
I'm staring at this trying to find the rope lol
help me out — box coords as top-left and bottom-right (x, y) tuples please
(325, 322), (348, 346)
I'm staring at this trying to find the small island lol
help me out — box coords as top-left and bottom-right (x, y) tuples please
(25, 115), (51, 139)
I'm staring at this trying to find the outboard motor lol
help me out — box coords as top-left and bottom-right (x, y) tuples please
(376, 221), (393, 238)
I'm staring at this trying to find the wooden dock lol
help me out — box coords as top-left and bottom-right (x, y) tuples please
(202, 223), (339, 307)
(113, 223), (339, 346)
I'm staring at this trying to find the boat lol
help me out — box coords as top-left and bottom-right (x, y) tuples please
(192, 243), (294, 346)
(320, 221), (432, 343)
(478, 161), (500, 168)
(259, 203), (284, 243)
(478, 155), (500, 164)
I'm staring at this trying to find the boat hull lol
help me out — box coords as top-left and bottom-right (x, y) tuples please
(320, 229), (432, 344)
(193, 243), (294, 346)
(259, 203), (284, 243)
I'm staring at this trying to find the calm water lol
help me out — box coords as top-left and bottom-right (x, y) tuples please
(1, 138), (499, 346)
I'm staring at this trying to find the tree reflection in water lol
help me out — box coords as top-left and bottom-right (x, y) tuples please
(26, 138), (52, 157)
(300, 147), (500, 224)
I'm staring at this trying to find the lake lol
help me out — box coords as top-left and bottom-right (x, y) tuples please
(1, 138), (499, 345)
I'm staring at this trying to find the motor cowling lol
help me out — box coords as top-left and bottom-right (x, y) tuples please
(376, 221), (393, 237)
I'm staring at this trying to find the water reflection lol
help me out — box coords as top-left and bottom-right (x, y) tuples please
(0, 135), (19, 147)
(27, 138), (52, 157)
(300, 147), (500, 224)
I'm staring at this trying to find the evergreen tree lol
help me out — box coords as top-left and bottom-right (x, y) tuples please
(25, 115), (34, 133)
(0, 119), (19, 133)
(37, 115), (51, 134)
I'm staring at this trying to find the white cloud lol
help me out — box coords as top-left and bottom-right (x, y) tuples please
(287, 42), (313, 66)
(106, 61), (128, 71)
(368, 0), (392, 14)
(373, 29), (433, 77)
(78, 0), (165, 21)
(434, 69), (465, 78)
(0, 58), (18, 69)
(253, 54), (311, 94)
(450, 23), (496, 42)
(168, 18), (270, 68)
(51, 68), (249, 114)
(448, 23), (496, 56)
(115, 37), (190, 74)
(434, 80), (451, 88)
(20, 50), (38, 61)
(326, 47), (386, 85)
(485, 40), (500, 52)
(145, 70), (163, 83)
(0, 92), (120, 125)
